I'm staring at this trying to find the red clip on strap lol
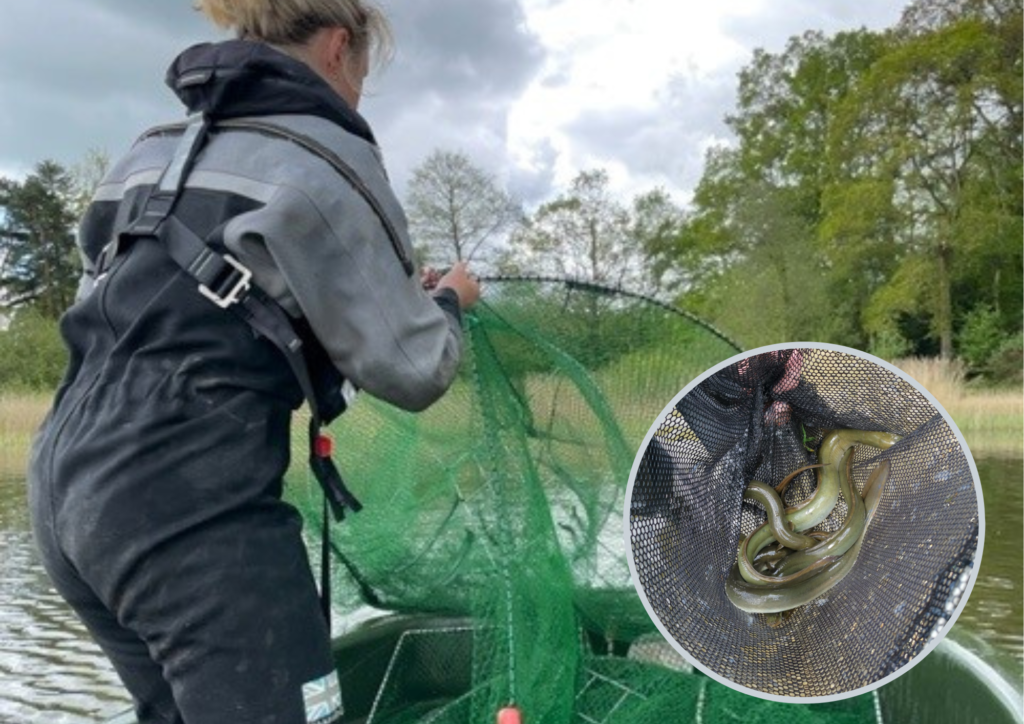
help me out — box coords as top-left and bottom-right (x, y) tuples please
(314, 434), (334, 458)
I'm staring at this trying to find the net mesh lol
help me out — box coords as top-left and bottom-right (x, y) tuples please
(283, 278), (925, 721)
(630, 347), (979, 697)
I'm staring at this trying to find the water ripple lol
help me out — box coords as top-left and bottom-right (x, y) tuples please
(0, 501), (130, 724)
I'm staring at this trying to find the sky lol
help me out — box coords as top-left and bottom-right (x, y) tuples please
(0, 0), (907, 208)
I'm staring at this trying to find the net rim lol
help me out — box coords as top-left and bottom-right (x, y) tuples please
(479, 274), (744, 353)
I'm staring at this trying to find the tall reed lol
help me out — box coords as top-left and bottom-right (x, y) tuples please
(0, 393), (50, 478)
(893, 357), (1022, 457)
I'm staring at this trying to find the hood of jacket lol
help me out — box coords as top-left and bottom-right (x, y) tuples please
(165, 39), (376, 145)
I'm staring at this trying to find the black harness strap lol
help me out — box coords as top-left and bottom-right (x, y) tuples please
(159, 214), (363, 523)
(96, 114), (360, 632)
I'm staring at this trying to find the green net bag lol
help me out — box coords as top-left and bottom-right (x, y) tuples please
(285, 280), (895, 723)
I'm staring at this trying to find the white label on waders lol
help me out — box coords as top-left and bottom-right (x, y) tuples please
(302, 670), (343, 724)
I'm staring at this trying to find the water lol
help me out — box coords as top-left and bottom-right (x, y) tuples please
(0, 475), (129, 723)
(956, 456), (1024, 679)
(1, 456), (1021, 723)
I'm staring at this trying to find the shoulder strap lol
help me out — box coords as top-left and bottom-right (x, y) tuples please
(217, 117), (415, 277)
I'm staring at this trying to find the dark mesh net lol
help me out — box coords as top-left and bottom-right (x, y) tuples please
(629, 347), (979, 698)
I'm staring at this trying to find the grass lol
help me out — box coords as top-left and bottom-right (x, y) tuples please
(0, 393), (50, 478)
(893, 358), (1023, 458)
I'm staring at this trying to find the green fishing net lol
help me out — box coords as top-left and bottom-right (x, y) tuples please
(285, 278), (892, 723)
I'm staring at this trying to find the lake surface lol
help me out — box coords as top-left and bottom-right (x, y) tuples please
(0, 475), (129, 722)
(1, 455), (1020, 723)
(957, 456), (1024, 675)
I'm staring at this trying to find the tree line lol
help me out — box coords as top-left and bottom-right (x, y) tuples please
(406, 0), (1022, 375)
(1, 0), (1020, 390)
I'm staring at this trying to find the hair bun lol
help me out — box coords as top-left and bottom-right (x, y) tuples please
(193, 0), (392, 64)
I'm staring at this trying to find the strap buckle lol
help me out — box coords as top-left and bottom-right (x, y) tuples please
(197, 254), (252, 309)
(94, 238), (121, 280)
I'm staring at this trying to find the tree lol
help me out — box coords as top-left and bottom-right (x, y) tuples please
(676, 30), (887, 346)
(728, 30), (888, 212)
(898, 0), (1021, 35)
(630, 188), (694, 296)
(824, 5), (1022, 358)
(0, 161), (80, 319)
(508, 172), (701, 300)
(689, 181), (855, 347)
(0, 307), (67, 390)
(405, 149), (521, 269)
(513, 169), (623, 284)
(69, 148), (111, 220)
(512, 169), (654, 292)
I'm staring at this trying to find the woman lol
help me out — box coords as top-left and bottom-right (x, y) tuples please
(27, 2), (479, 723)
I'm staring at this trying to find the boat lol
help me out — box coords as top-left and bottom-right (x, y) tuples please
(104, 613), (1023, 724)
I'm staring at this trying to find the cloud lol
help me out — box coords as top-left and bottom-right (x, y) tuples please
(0, 0), (545, 206)
(364, 0), (546, 196)
(0, 0), (906, 211)
(507, 137), (559, 205)
(504, 0), (905, 206)
(559, 70), (738, 204)
(0, 1), (219, 172)
(719, 0), (904, 52)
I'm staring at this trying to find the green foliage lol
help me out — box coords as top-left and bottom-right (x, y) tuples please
(0, 160), (81, 320)
(989, 332), (1024, 384)
(0, 308), (67, 391)
(869, 328), (914, 362)
(630, 188), (691, 295)
(472, 283), (704, 377)
(729, 29), (887, 196)
(673, 1), (1022, 360)
(824, 11), (1022, 358)
(958, 304), (1008, 369)
(678, 29), (894, 348)
(688, 246), (857, 350)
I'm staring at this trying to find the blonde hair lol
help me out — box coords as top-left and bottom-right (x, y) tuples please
(196, 0), (393, 67)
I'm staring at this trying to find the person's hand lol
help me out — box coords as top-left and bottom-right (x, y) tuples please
(736, 350), (805, 426)
(435, 261), (480, 310)
(420, 266), (442, 291)
(766, 350), (804, 426)
(772, 350), (803, 394)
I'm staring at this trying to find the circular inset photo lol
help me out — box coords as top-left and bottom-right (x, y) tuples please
(624, 343), (983, 702)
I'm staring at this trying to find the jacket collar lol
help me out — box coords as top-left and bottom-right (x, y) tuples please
(165, 40), (376, 145)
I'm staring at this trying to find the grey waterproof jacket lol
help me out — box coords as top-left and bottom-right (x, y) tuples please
(78, 40), (462, 412)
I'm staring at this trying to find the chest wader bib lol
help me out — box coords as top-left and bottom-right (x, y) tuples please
(28, 116), (361, 724)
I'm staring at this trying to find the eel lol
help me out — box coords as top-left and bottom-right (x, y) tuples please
(725, 457), (892, 614)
